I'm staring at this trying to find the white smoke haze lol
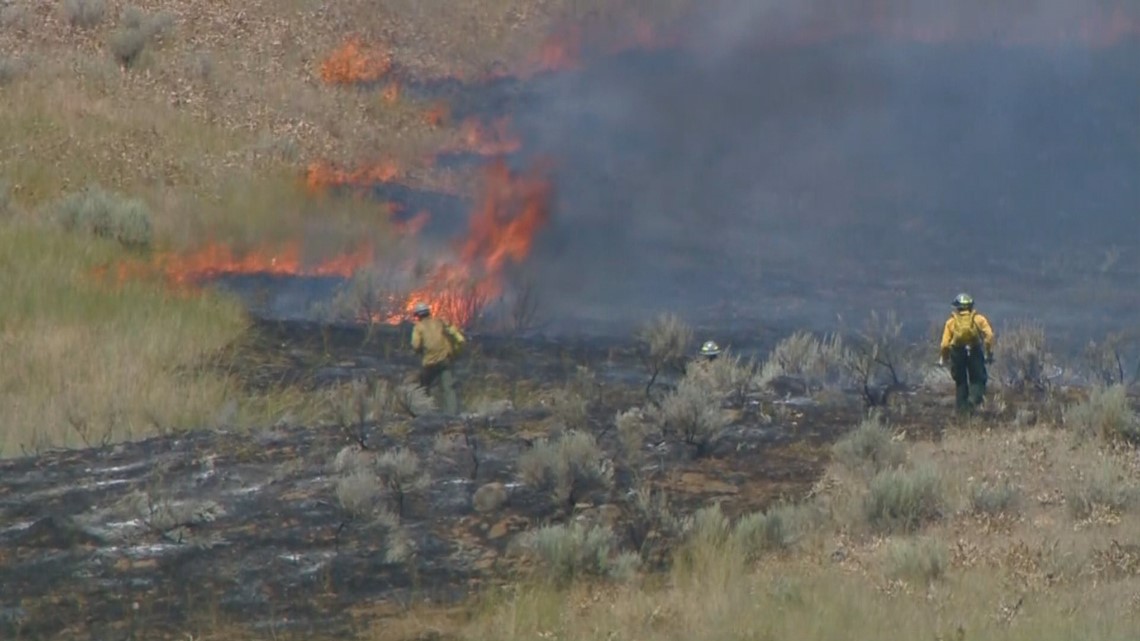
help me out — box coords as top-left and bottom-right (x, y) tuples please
(502, 0), (1140, 340)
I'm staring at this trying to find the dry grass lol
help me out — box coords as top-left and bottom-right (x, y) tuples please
(0, 221), (321, 455)
(364, 410), (1140, 641)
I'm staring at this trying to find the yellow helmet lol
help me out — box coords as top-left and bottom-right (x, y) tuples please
(699, 340), (722, 357)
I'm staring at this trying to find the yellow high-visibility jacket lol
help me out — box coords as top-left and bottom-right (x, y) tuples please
(939, 310), (995, 359)
(411, 317), (466, 366)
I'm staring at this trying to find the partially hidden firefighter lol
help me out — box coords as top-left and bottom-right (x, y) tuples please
(938, 293), (996, 413)
(410, 302), (466, 415)
(686, 340), (722, 382)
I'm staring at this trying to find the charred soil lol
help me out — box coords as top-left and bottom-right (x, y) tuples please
(0, 318), (968, 640)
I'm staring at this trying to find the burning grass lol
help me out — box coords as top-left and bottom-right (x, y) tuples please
(0, 0), (600, 457)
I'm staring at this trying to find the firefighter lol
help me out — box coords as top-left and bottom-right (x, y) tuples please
(938, 293), (996, 413)
(699, 340), (722, 361)
(410, 302), (466, 415)
(687, 340), (722, 380)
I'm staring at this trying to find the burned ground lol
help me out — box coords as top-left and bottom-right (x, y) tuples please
(0, 318), (925, 640)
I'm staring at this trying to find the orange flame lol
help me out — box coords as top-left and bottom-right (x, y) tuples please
(305, 160), (400, 193)
(448, 117), (523, 157)
(319, 38), (392, 84)
(106, 156), (553, 329)
(526, 25), (585, 76)
(363, 158), (554, 328)
(423, 102), (450, 128)
(509, 18), (681, 79)
(153, 241), (378, 286)
(458, 157), (552, 272)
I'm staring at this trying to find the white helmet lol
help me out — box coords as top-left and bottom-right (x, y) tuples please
(699, 340), (721, 357)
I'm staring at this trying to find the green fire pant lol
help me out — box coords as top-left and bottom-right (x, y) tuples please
(420, 361), (459, 415)
(949, 344), (988, 413)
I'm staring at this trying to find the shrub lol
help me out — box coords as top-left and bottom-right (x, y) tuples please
(994, 320), (1055, 391)
(637, 312), (693, 394)
(693, 350), (758, 407)
(757, 331), (849, 391)
(1063, 384), (1140, 444)
(834, 406), (902, 472)
(1082, 331), (1139, 387)
(109, 27), (148, 67)
(840, 310), (921, 406)
(652, 375), (727, 457)
(370, 378), (435, 420)
(673, 503), (734, 572)
(624, 484), (684, 560)
(863, 464), (945, 533)
(332, 444), (374, 475)
(832, 411), (906, 474)
(548, 387), (589, 431)
(614, 407), (649, 462)
(1066, 457), (1137, 521)
(517, 430), (614, 511)
(374, 448), (430, 516)
(324, 379), (371, 445)
(54, 185), (153, 249)
(886, 537), (949, 585)
(519, 522), (632, 585)
(969, 479), (1021, 517)
(336, 468), (383, 519)
(108, 7), (176, 68)
(683, 503), (732, 549)
(732, 502), (820, 560)
(62, 0), (106, 28)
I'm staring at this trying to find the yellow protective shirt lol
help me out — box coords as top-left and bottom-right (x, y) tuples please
(940, 310), (995, 359)
(411, 317), (466, 366)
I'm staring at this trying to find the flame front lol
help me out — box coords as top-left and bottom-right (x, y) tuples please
(451, 117), (523, 157)
(305, 160), (400, 192)
(155, 241), (377, 286)
(103, 10), (1139, 328)
(105, 156), (552, 329)
(368, 158), (553, 328)
(319, 38), (392, 84)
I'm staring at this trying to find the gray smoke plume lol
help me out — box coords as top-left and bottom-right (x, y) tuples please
(504, 0), (1140, 339)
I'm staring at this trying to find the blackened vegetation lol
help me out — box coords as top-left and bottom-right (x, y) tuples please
(0, 318), (902, 640)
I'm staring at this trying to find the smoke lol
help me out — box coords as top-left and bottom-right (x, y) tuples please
(502, 0), (1140, 339)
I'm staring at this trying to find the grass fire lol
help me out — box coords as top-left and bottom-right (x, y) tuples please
(0, 1), (1138, 640)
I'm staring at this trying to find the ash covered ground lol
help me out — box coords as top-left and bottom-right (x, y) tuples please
(0, 321), (871, 639)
